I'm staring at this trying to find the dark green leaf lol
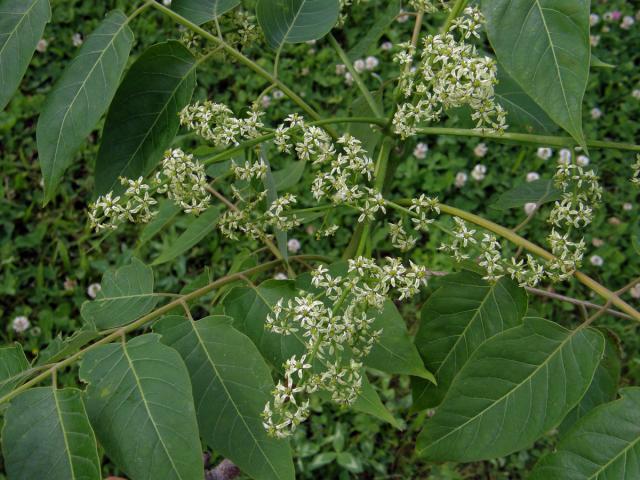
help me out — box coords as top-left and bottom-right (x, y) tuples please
(2, 387), (101, 480)
(591, 53), (614, 69)
(257, 0), (340, 49)
(172, 0), (239, 25)
(37, 10), (134, 202)
(417, 318), (604, 461)
(348, 92), (383, 155)
(0, 0), (50, 110)
(137, 199), (181, 247)
(0, 344), (30, 397)
(79, 334), (202, 480)
(36, 326), (99, 365)
(482, 0), (590, 148)
(346, 0), (400, 62)
(491, 179), (562, 210)
(80, 258), (158, 329)
(273, 160), (306, 192)
(155, 315), (295, 480)
(95, 41), (197, 194)
(412, 271), (527, 411)
(531, 387), (640, 479)
(152, 206), (220, 265)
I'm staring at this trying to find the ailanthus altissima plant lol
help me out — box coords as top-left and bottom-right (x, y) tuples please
(2, 0), (640, 478)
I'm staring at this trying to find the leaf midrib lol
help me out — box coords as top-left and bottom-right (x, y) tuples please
(0, 0), (44, 59)
(52, 390), (77, 480)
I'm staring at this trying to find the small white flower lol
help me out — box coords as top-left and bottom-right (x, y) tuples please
(590, 255), (604, 267)
(261, 95), (271, 108)
(473, 143), (488, 158)
(287, 238), (301, 253)
(590, 13), (600, 26)
(537, 147), (553, 160)
(455, 171), (468, 188)
(590, 35), (600, 47)
(397, 10), (410, 23)
(413, 142), (428, 159)
(558, 148), (572, 165)
(72, 33), (83, 47)
(12, 316), (30, 333)
(273, 89), (284, 100)
(576, 155), (590, 167)
(336, 64), (346, 75)
(632, 89), (640, 100)
(344, 72), (354, 86)
(524, 202), (537, 215)
(526, 172), (540, 182)
(471, 164), (487, 181)
(162, 0), (172, 5)
(353, 59), (366, 73)
(365, 56), (379, 70)
(621, 16), (635, 30)
(591, 107), (603, 120)
(274, 272), (288, 280)
(36, 39), (48, 52)
(631, 283), (640, 299)
(623, 202), (633, 211)
(87, 283), (102, 299)
(592, 238), (605, 247)
(381, 41), (393, 51)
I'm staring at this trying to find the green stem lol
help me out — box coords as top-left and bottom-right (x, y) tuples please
(201, 117), (386, 165)
(149, 1), (338, 138)
(441, 0), (469, 33)
(415, 127), (640, 153)
(0, 255), (331, 406)
(328, 34), (383, 118)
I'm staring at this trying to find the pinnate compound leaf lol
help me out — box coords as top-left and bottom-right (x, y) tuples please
(417, 318), (604, 462)
(0, 343), (30, 397)
(80, 258), (158, 329)
(79, 334), (202, 480)
(37, 10), (134, 202)
(559, 329), (620, 432)
(531, 387), (640, 479)
(223, 280), (400, 427)
(152, 206), (221, 265)
(2, 387), (101, 480)
(257, 0), (340, 49)
(482, 0), (590, 148)
(155, 315), (295, 480)
(0, 0), (50, 110)
(172, 0), (240, 25)
(412, 271), (527, 411)
(95, 41), (196, 195)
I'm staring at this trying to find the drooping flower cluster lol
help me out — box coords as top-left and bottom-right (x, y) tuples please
(88, 149), (210, 232)
(392, 6), (507, 138)
(262, 258), (430, 438)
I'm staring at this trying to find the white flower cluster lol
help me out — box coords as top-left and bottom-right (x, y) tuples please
(88, 149), (210, 232)
(262, 258), (429, 438)
(408, 0), (448, 13)
(549, 161), (602, 229)
(392, 6), (507, 138)
(179, 101), (264, 147)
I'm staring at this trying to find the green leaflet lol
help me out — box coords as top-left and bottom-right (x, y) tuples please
(482, 0), (590, 149)
(152, 206), (221, 265)
(94, 41), (196, 195)
(0, 343), (30, 397)
(37, 10), (134, 202)
(531, 387), (640, 479)
(0, 0), (51, 110)
(257, 0), (340, 49)
(155, 315), (295, 480)
(79, 334), (203, 480)
(172, 0), (240, 25)
(2, 387), (101, 480)
(412, 271), (527, 411)
(491, 179), (562, 211)
(81, 258), (158, 329)
(417, 318), (604, 461)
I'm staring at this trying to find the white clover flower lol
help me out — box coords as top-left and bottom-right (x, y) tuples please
(36, 39), (48, 52)
(287, 238), (301, 253)
(524, 202), (537, 215)
(471, 164), (487, 181)
(261, 95), (271, 108)
(274, 273), (288, 280)
(537, 147), (553, 160)
(455, 171), (468, 188)
(621, 16), (635, 30)
(72, 33), (83, 47)
(631, 284), (640, 299)
(632, 89), (640, 100)
(590, 35), (600, 47)
(413, 142), (428, 159)
(381, 41), (393, 51)
(623, 202), (633, 211)
(353, 59), (366, 73)
(397, 10), (410, 23)
(344, 72), (354, 86)
(590, 255), (604, 267)
(273, 89), (284, 99)
(558, 148), (572, 165)
(526, 172), (540, 182)
(591, 107), (603, 120)
(12, 316), (30, 333)
(162, 0), (172, 5)
(576, 155), (590, 167)
(592, 238), (605, 247)
(590, 13), (600, 26)
(335, 64), (346, 75)
(473, 143), (488, 157)
(365, 56), (379, 70)
(87, 283), (102, 299)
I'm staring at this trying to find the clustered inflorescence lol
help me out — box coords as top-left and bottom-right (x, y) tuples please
(261, 258), (429, 438)
(392, 6), (508, 139)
